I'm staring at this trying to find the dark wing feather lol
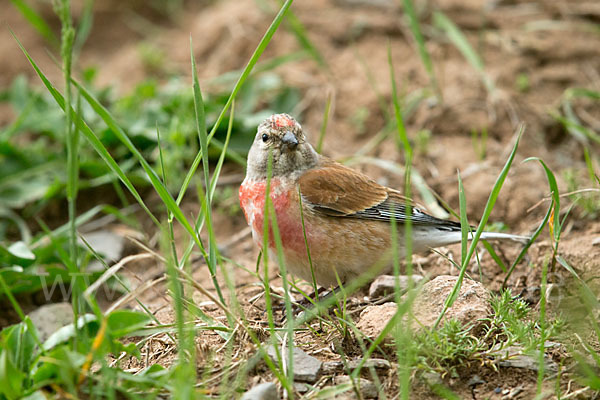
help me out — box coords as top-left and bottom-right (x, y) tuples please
(355, 197), (461, 230)
(299, 159), (460, 229)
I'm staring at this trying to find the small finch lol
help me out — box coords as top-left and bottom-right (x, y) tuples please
(239, 114), (527, 288)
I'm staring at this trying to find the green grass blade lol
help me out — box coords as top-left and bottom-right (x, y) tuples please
(583, 147), (599, 187)
(435, 125), (523, 328)
(13, 31), (161, 230)
(553, 113), (600, 145)
(73, 0), (94, 56)
(9, 0), (59, 46)
(71, 79), (210, 259)
(260, 152), (294, 397)
(55, 0), (85, 344)
(388, 44), (412, 159)
(175, 0), (294, 205)
(433, 11), (495, 94)
(523, 157), (560, 241)
(565, 87), (600, 101)
(389, 41), (416, 400)
(279, 2), (328, 69)
(191, 38), (226, 304)
(502, 200), (553, 288)
(402, 0), (440, 98)
(481, 240), (507, 273)
(316, 93), (332, 153)
(457, 170), (468, 264)
(209, 103), (235, 200)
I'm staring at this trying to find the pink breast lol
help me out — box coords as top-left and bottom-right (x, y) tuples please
(240, 179), (306, 255)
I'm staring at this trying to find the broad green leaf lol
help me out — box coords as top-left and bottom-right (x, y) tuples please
(107, 310), (151, 337)
(43, 314), (97, 351)
(8, 242), (34, 261)
(0, 350), (25, 400)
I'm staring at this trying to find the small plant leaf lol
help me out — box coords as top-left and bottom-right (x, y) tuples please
(0, 350), (25, 400)
(107, 310), (152, 338)
(7, 241), (35, 261)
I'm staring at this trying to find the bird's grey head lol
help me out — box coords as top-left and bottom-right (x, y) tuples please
(246, 114), (318, 180)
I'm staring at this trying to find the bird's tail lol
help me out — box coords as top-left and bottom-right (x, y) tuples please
(477, 231), (530, 243)
(412, 227), (529, 252)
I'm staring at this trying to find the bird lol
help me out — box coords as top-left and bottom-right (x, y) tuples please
(239, 113), (528, 288)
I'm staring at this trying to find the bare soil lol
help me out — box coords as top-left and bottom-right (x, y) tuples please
(2, 0), (600, 398)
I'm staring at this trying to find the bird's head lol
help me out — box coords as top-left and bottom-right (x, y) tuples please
(246, 114), (319, 179)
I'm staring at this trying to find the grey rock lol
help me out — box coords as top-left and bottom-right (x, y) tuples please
(334, 376), (378, 399)
(495, 346), (558, 374)
(79, 230), (125, 272)
(28, 302), (74, 342)
(467, 374), (485, 387)
(241, 382), (278, 400)
(348, 358), (391, 371)
(503, 385), (524, 399)
(266, 345), (322, 383)
(368, 275), (424, 299)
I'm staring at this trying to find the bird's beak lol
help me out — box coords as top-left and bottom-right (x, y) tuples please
(281, 131), (299, 150)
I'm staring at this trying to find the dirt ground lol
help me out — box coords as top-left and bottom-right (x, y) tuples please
(2, 0), (600, 398)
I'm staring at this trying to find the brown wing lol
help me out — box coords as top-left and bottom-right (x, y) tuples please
(298, 160), (388, 215)
(299, 159), (461, 229)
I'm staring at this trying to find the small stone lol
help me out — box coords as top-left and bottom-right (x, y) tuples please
(334, 376), (378, 399)
(28, 302), (74, 342)
(348, 358), (391, 371)
(412, 276), (491, 332)
(323, 361), (343, 374)
(356, 302), (397, 340)
(368, 275), (424, 299)
(421, 371), (443, 387)
(467, 374), (485, 387)
(241, 382), (278, 400)
(79, 230), (125, 272)
(505, 385), (525, 399)
(293, 382), (309, 394)
(266, 345), (322, 383)
(496, 346), (558, 374)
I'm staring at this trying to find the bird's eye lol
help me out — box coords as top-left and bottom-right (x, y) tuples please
(261, 133), (269, 142)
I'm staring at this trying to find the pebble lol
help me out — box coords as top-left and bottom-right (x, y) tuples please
(27, 302), (74, 342)
(368, 275), (424, 299)
(241, 382), (278, 400)
(266, 345), (322, 383)
(495, 345), (558, 374)
(467, 374), (485, 387)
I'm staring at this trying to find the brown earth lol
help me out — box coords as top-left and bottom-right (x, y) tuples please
(2, 0), (600, 398)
